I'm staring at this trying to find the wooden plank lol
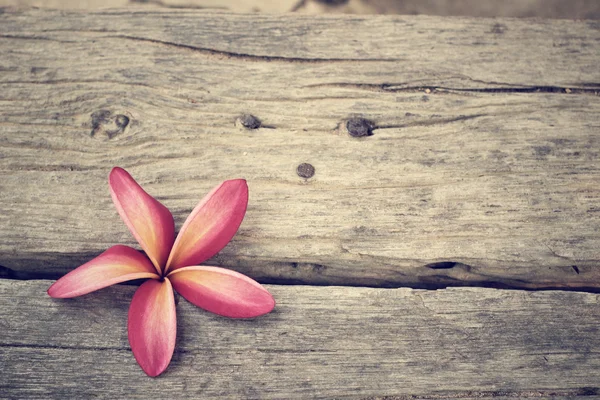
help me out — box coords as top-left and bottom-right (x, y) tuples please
(298, 0), (600, 19)
(0, 0), (300, 13)
(2, 0), (600, 20)
(1, 279), (599, 399)
(1, 10), (600, 289)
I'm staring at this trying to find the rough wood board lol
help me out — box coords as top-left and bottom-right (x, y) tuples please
(1, 10), (600, 289)
(1, 279), (599, 399)
(2, 0), (600, 19)
(0, 0), (300, 13)
(298, 0), (600, 19)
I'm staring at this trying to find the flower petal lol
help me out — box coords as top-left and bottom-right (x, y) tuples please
(168, 266), (275, 318)
(109, 167), (175, 274)
(128, 278), (177, 377)
(165, 179), (248, 273)
(47, 245), (159, 298)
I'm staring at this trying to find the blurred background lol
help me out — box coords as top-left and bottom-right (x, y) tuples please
(2, 0), (600, 19)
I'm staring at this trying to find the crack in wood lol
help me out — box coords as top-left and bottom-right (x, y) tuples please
(0, 342), (129, 352)
(0, 33), (75, 43)
(4, 262), (598, 293)
(364, 387), (600, 399)
(255, 348), (338, 354)
(425, 261), (465, 270)
(376, 113), (488, 130)
(106, 34), (405, 63)
(304, 82), (600, 95)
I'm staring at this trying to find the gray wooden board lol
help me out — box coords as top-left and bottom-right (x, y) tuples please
(0, 0), (300, 13)
(1, 279), (599, 399)
(1, 10), (600, 289)
(2, 0), (600, 20)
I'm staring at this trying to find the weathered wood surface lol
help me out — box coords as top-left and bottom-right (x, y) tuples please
(1, 10), (600, 290)
(0, 0), (300, 13)
(3, 0), (600, 20)
(1, 279), (599, 399)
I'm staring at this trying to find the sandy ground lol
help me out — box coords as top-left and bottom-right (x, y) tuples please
(1, 0), (599, 19)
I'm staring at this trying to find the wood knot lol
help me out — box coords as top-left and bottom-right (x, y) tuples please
(346, 118), (375, 138)
(490, 23), (507, 34)
(236, 114), (262, 130)
(296, 163), (315, 179)
(90, 110), (130, 139)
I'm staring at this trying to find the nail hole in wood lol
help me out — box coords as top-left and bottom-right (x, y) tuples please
(346, 118), (375, 137)
(297, 163), (315, 179)
(237, 114), (262, 130)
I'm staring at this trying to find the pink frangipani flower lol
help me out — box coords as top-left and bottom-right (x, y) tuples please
(48, 167), (275, 377)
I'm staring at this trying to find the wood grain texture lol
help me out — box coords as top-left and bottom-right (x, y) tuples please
(0, 0), (300, 13)
(1, 279), (599, 399)
(298, 0), (600, 19)
(2, 0), (600, 19)
(1, 9), (600, 289)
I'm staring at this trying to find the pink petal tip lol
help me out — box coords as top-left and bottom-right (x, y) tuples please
(165, 179), (248, 273)
(128, 278), (177, 377)
(109, 167), (175, 274)
(47, 245), (159, 298)
(168, 266), (275, 318)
